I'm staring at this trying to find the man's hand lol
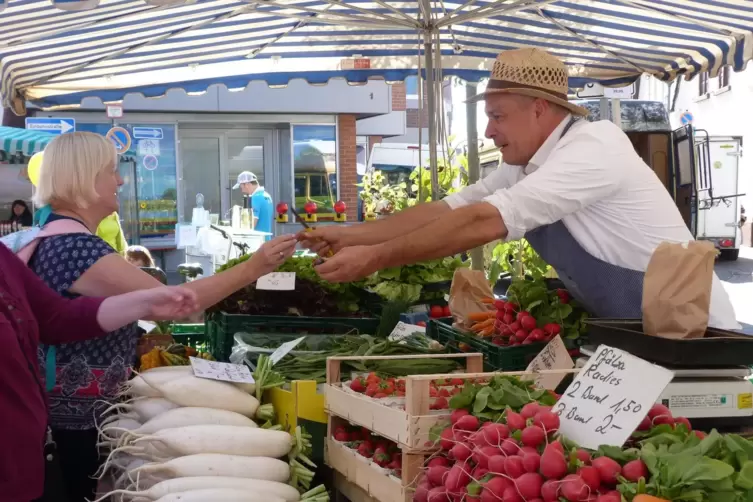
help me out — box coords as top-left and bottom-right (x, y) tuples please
(296, 226), (348, 257)
(314, 245), (383, 282)
(141, 286), (200, 320)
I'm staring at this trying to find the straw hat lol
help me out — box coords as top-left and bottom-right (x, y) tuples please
(468, 48), (588, 116)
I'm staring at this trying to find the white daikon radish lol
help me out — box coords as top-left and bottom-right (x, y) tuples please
(121, 375), (163, 397)
(130, 454), (290, 482)
(141, 366), (194, 375)
(130, 408), (258, 436)
(96, 476), (300, 502)
(142, 376), (259, 417)
(100, 418), (142, 437)
(103, 398), (180, 423)
(233, 382), (256, 394)
(155, 488), (285, 502)
(133, 425), (292, 458)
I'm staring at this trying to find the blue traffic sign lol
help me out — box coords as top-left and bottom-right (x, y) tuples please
(25, 117), (75, 135)
(106, 127), (131, 155)
(680, 111), (694, 126)
(132, 127), (163, 140)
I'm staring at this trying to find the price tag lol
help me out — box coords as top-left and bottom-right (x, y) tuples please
(269, 336), (307, 365)
(524, 335), (574, 390)
(388, 321), (426, 341)
(257, 272), (296, 291)
(190, 357), (255, 384)
(555, 345), (673, 450)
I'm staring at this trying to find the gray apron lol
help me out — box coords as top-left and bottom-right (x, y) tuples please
(523, 117), (644, 318)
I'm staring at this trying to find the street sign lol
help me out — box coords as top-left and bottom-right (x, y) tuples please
(143, 154), (159, 171)
(132, 126), (163, 140)
(681, 111), (694, 126)
(106, 105), (123, 119)
(106, 127), (131, 154)
(25, 117), (75, 135)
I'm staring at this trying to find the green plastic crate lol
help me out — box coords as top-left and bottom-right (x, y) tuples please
(206, 312), (381, 361)
(429, 318), (547, 371)
(171, 323), (207, 349)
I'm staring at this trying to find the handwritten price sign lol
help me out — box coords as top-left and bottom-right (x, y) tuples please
(388, 321), (426, 342)
(524, 335), (574, 390)
(554, 345), (673, 449)
(190, 357), (255, 384)
(257, 272), (296, 291)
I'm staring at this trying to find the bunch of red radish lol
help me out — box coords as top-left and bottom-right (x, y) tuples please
(492, 300), (563, 347)
(414, 401), (696, 502)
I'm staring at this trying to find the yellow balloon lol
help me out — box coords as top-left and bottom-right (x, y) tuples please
(28, 152), (43, 187)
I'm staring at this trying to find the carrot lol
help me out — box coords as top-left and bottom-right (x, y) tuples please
(471, 319), (495, 332)
(468, 311), (493, 322)
(480, 298), (495, 305)
(478, 326), (495, 337)
(633, 496), (670, 502)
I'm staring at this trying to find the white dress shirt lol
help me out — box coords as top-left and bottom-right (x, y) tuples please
(445, 116), (739, 330)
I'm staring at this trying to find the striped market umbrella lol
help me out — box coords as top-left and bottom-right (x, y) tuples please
(0, 126), (55, 155)
(0, 0), (750, 111)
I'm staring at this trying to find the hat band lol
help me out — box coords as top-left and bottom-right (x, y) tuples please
(486, 79), (568, 101)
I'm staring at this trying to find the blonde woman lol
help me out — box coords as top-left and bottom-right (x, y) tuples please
(28, 132), (296, 502)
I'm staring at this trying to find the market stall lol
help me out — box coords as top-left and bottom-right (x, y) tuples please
(99, 233), (753, 502)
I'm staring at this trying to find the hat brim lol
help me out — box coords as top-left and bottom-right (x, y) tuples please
(465, 87), (589, 117)
(232, 182), (241, 189)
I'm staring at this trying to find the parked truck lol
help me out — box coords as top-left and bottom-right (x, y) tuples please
(576, 99), (744, 260)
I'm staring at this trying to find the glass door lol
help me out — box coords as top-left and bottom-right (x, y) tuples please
(222, 129), (275, 219)
(118, 156), (140, 245)
(179, 132), (223, 222)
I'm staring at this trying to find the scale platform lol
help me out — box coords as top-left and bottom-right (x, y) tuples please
(578, 346), (753, 430)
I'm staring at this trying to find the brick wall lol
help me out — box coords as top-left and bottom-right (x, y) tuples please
(392, 83), (406, 112)
(338, 114), (359, 221)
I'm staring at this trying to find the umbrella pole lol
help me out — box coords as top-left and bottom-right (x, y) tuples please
(466, 82), (484, 271)
(423, 31), (440, 201)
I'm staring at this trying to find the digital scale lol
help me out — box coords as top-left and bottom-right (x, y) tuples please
(578, 345), (753, 431)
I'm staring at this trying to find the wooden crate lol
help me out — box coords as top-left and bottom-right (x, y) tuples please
(325, 353), (484, 450)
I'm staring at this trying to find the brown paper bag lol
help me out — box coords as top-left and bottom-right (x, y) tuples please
(449, 268), (495, 328)
(642, 240), (717, 339)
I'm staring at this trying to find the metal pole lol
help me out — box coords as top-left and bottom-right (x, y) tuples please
(610, 98), (622, 129)
(466, 83), (484, 271)
(423, 31), (440, 201)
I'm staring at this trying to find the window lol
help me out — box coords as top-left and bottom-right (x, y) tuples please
(292, 125), (337, 220)
(405, 76), (419, 97)
(699, 71), (709, 96)
(77, 122), (178, 246)
(718, 65), (731, 89)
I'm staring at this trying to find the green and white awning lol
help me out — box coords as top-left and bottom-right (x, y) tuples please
(0, 126), (54, 156)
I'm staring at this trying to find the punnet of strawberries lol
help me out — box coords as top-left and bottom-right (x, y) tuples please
(415, 375), (753, 502)
(333, 424), (403, 477)
(350, 372), (486, 410)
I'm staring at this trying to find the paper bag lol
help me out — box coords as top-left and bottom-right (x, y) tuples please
(449, 268), (495, 328)
(642, 240), (717, 339)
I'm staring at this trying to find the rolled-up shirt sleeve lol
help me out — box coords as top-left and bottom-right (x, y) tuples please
(484, 132), (626, 241)
(444, 165), (512, 209)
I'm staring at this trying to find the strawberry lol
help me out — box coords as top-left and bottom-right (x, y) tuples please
(373, 447), (390, 467)
(374, 392), (389, 398)
(391, 452), (402, 463)
(386, 460), (401, 471)
(429, 387), (438, 397)
(334, 431), (350, 442)
(360, 428), (372, 440)
(450, 378), (464, 386)
(431, 397), (449, 410)
(349, 377), (366, 393)
(357, 442), (373, 457)
(365, 383), (379, 397)
(366, 372), (380, 384)
(439, 387), (451, 398)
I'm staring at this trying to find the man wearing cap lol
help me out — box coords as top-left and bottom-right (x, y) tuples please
(300, 48), (738, 329)
(233, 171), (274, 241)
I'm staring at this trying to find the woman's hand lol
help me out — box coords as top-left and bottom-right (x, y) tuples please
(139, 286), (200, 321)
(248, 235), (298, 278)
(97, 286), (200, 331)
